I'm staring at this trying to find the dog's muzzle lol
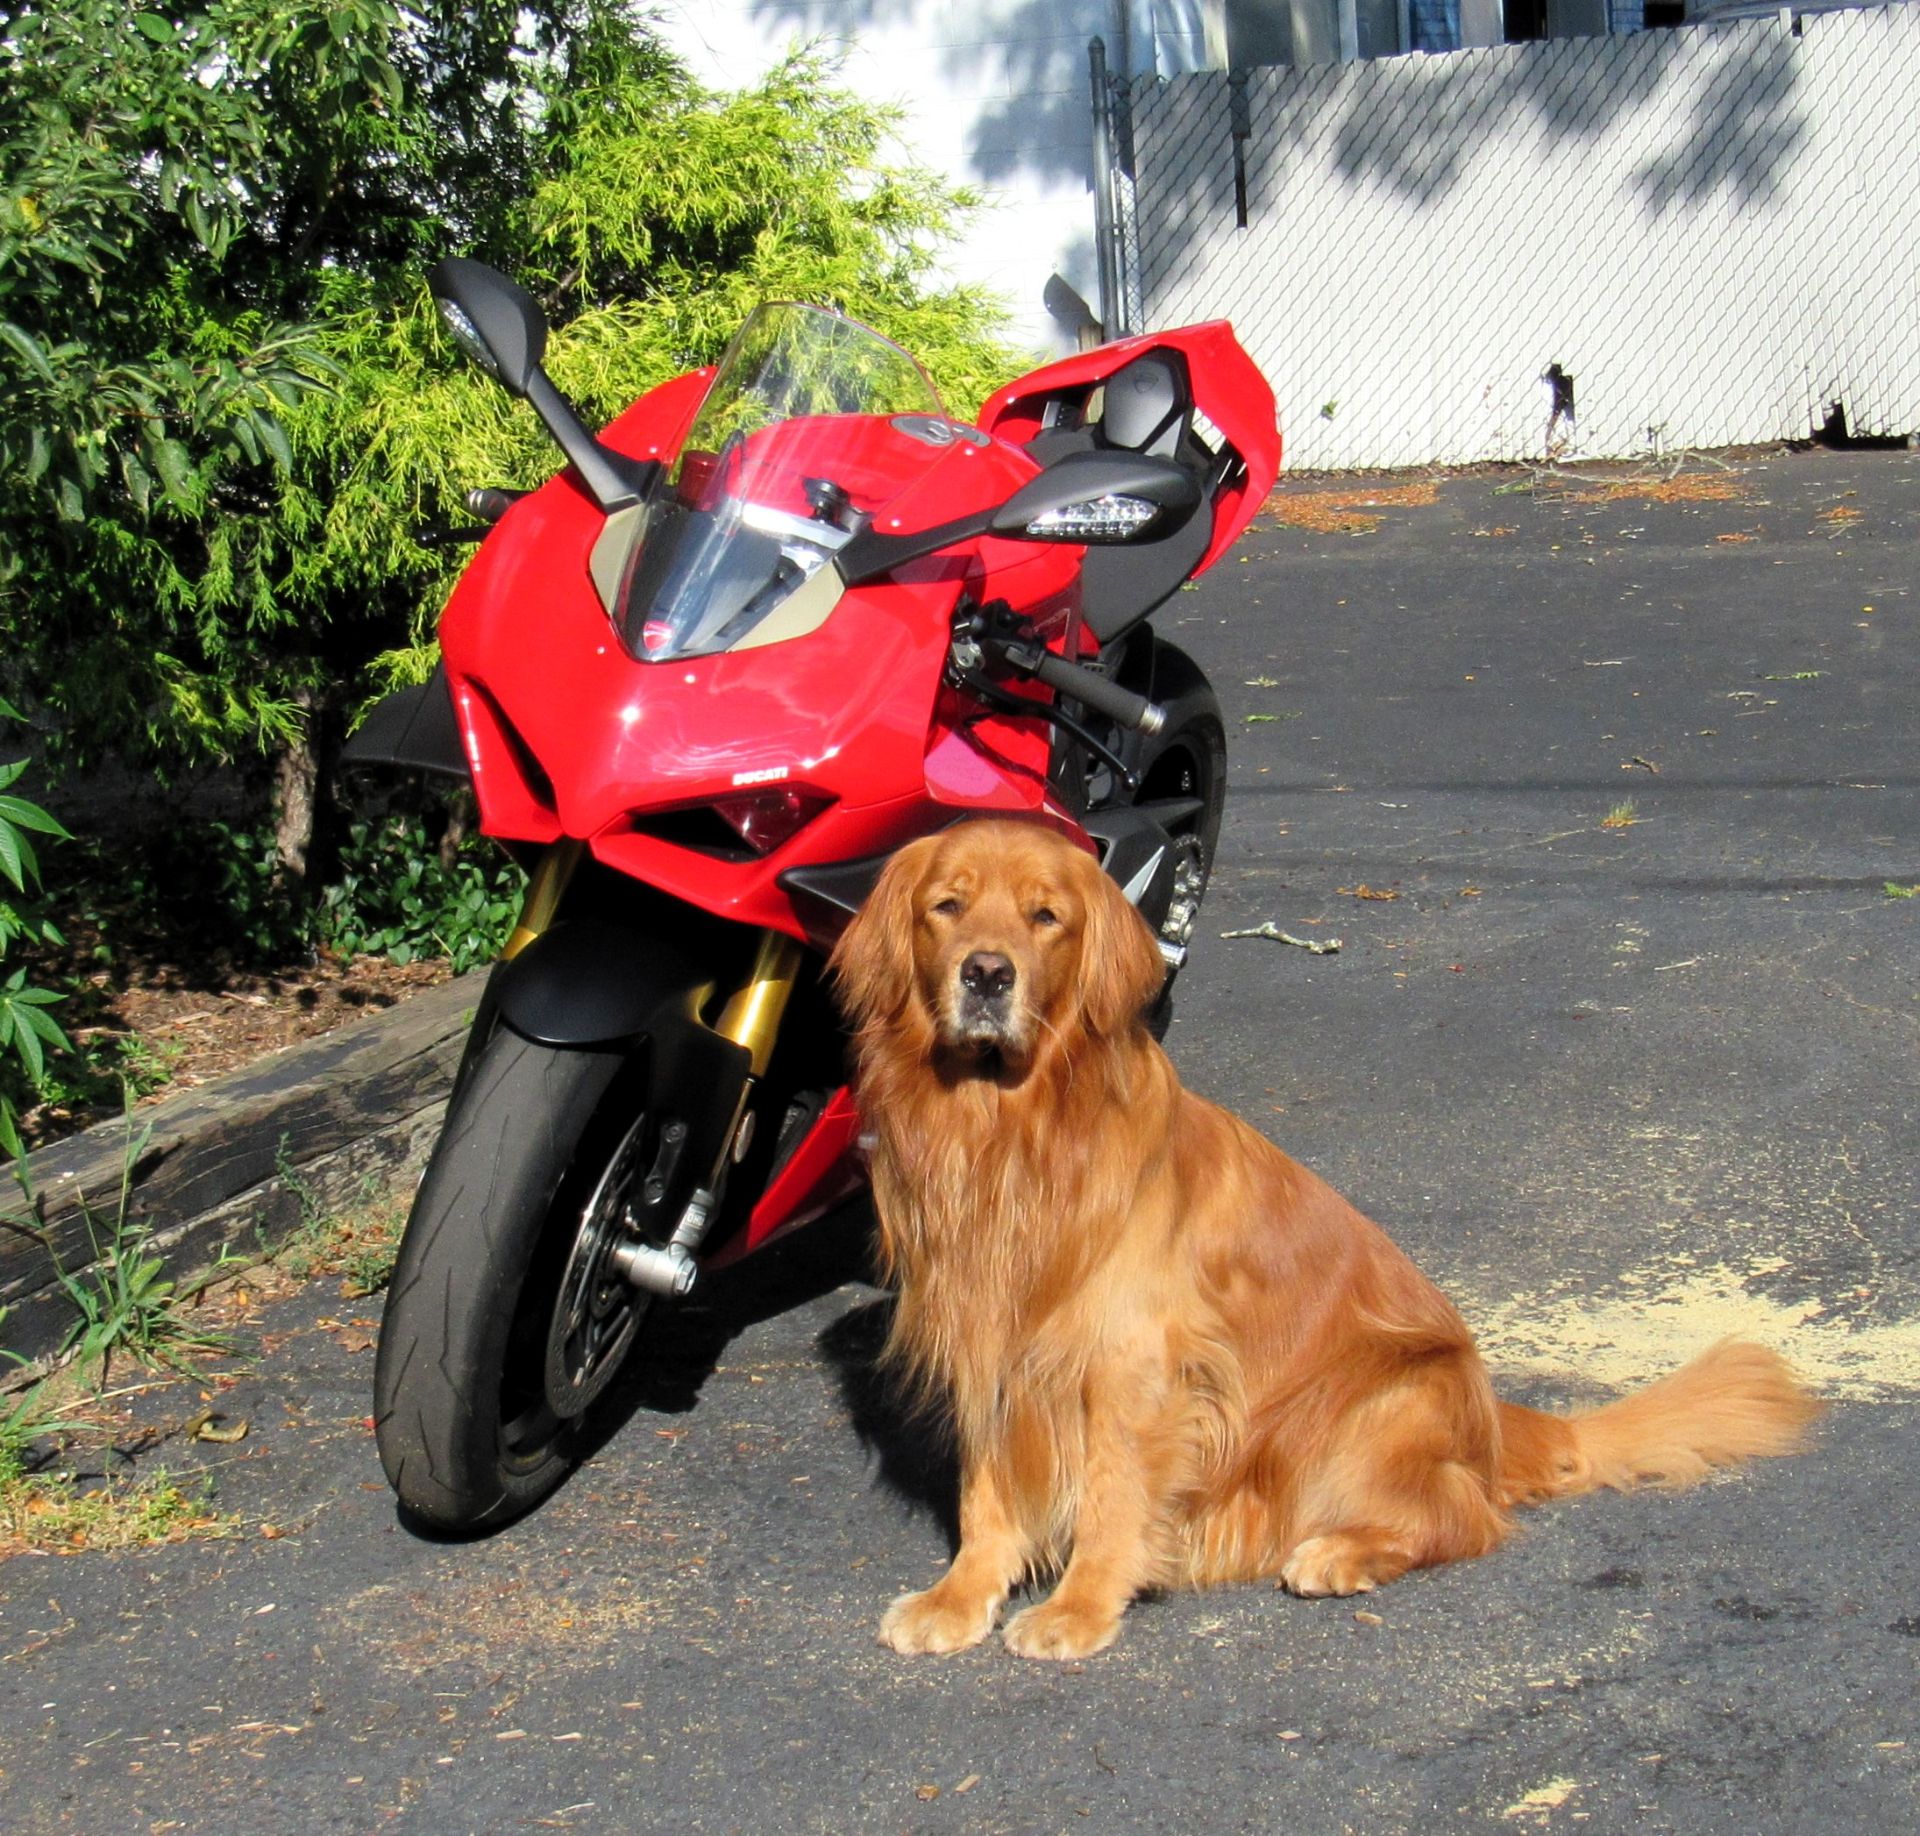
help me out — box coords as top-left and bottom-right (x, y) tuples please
(950, 951), (1021, 1047)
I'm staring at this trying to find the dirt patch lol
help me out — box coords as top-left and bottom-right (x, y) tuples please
(1270, 481), (1441, 534)
(1470, 1256), (1920, 1401)
(343, 1573), (673, 1673)
(1558, 471), (1746, 505)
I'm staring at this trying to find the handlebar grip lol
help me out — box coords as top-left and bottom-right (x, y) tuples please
(466, 487), (527, 524)
(1025, 650), (1166, 736)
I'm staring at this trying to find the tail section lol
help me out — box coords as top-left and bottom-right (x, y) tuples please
(1496, 1339), (1820, 1509)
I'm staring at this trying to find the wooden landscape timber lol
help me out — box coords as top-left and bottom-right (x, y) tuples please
(1, 970), (488, 1363)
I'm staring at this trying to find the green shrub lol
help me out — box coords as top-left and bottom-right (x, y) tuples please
(0, 701), (70, 1158)
(317, 812), (525, 975)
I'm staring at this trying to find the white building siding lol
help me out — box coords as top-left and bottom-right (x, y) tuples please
(653, 2), (1211, 347)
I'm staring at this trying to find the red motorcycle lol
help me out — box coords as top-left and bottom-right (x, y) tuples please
(359, 259), (1279, 1531)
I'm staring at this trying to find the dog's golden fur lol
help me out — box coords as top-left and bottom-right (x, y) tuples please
(831, 819), (1820, 1660)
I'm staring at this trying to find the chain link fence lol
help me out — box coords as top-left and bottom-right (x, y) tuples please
(1102, 9), (1920, 470)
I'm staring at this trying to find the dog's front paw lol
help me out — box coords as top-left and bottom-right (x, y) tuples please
(877, 1584), (998, 1655)
(1002, 1596), (1123, 1661)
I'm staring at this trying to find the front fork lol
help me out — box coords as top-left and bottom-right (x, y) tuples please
(504, 840), (805, 1295)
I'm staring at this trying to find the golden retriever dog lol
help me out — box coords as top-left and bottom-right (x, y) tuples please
(830, 818), (1819, 1661)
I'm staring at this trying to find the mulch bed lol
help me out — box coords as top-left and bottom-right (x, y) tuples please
(15, 920), (454, 1153)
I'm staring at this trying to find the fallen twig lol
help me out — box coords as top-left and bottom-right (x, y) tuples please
(1221, 923), (1342, 954)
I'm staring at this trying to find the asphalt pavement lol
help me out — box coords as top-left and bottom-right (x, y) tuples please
(2, 447), (1915, 1835)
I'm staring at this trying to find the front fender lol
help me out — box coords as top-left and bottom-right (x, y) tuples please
(490, 916), (754, 1189)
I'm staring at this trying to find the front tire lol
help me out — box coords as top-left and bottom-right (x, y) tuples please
(373, 1025), (654, 1532)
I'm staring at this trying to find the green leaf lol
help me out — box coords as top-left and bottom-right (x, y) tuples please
(0, 795), (71, 839)
(0, 321), (57, 385)
(256, 413), (293, 472)
(0, 816), (26, 889)
(2, 1007), (46, 1084)
(151, 438), (193, 506)
(183, 189), (214, 252)
(135, 13), (175, 42)
(121, 448), (155, 515)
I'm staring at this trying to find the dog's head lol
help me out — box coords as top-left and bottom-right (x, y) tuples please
(831, 820), (1167, 1073)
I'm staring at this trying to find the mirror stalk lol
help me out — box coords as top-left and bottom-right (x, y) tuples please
(523, 370), (656, 514)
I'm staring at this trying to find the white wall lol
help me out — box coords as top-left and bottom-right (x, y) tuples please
(1127, 8), (1920, 467)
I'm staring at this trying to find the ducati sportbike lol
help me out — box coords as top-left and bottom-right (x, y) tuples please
(358, 259), (1279, 1530)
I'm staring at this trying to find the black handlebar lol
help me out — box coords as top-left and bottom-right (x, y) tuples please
(989, 637), (1166, 736)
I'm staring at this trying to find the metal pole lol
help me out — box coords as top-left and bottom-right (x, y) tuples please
(1088, 36), (1117, 342)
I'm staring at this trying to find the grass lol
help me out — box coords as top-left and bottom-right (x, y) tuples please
(1601, 799), (1640, 829)
(0, 1304), (234, 1559)
(1887, 882), (1919, 900)
(0, 1464), (231, 1557)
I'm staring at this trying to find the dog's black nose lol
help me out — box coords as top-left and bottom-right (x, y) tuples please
(960, 951), (1016, 999)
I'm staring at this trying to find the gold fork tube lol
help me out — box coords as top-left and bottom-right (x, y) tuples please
(502, 838), (585, 960)
(713, 930), (804, 1077)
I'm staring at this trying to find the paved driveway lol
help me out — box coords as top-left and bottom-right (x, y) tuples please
(2, 449), (1915, 1834)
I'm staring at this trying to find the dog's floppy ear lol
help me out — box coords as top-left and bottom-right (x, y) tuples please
(1077, 851), (1169, 1038)
(829, 833), (941, 1031)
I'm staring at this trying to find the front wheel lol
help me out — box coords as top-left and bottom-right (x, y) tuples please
(373, 1025), (667, 1532)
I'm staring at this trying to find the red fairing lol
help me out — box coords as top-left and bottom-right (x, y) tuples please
(978, 322), (1281, 575)
(438, 370), (1083, 940)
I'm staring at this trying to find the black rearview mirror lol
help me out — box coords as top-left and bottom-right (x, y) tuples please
(989, 447), (1201, 545)
(429, 257), (549, 399)
(425, 255), (656, 516)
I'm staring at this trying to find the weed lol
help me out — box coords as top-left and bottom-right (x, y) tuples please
(1601, 799), (1639, 829)
(278, 1193), (405, 1297)
(1887, 882), (1919, 900)
(340, 1208), (405, 1296)
(252, 1142), (404, 1295)
(26, 1026), (185, 1128)
(43, 1118), (230, 1381)
(319, 812), (524, 974)
(1, 1313), (83, 1487)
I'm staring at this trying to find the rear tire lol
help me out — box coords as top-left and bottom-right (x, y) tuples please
(373, 1026), (651, 1532)
(1132, 640), (1226, 1034)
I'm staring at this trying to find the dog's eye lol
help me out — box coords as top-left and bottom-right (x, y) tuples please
(1031, 907), (1059, 928)
(931, 897), (963, 918)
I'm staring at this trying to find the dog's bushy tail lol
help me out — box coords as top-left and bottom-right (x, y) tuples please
(1495, 1339), (1821, 1508)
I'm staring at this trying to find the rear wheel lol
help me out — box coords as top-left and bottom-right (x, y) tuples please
(1123, 640), (1226, 1032)
(373, 1025), (667, 1532)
